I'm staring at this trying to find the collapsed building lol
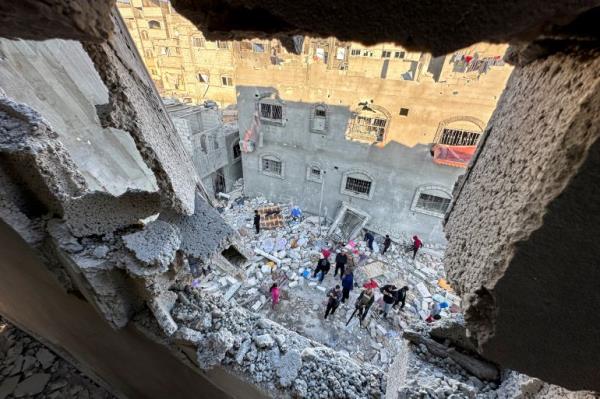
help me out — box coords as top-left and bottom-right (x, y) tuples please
(0, 0), (598, 399)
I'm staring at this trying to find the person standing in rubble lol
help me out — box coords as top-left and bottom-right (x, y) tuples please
(313, 254), (331, 282)
(411, 235), (423, 259)
(394, 286), (409, 310)
(355, 288), (375, 324)
(324, 285), (343, 319)
(381, 284), (399, 319)
(334, 249), (348, 277)
(254, 210), (261, 234)
(364, 232), (374, 251)
(341, 271), (354, 303)
(269, 283), (280, 310)
(382, 235), (392, 255)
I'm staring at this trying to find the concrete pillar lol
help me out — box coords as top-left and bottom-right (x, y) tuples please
(444, 46), (600, 391)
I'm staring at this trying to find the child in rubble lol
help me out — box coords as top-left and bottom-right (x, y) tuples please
(269, 283), (280, 310)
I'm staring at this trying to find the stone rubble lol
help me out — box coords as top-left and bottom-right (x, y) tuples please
(0, 318), (115, 399)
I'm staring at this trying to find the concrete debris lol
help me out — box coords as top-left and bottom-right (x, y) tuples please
(276, 349), (302, 387)
(0, 318), (115, 399)
(122, 220), (181, 268)
(148, 291), (179, 336)
(195, 329), (234, 370)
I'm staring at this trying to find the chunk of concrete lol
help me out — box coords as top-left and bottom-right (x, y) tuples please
(0, 376), (19, 399)
(35, 348), (55, 369)
(122, 220), (181, 268)
(254, 334), (275, 349)
(148, 291), (179, 336)
(13, 373), (50, 397)
(196, 329), (234, 369)
(277, 350), (302, 387)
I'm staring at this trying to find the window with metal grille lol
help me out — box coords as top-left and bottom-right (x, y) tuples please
(416, 193), (451, 214)
(260, 103), (283, 120)
(345, 177), (372, 195)
(310, 167), (321, 178)
(395, 51), (406, 59)
(352, 116), (387, 142)
(262, 158), (282, 175)
(233, 142), (241, 159)
(315, 107), (326, 117)
(351, 49), (361, 56)
(192, 37), (205, 47)
(217, 41), (229, 49)
(381, 51), (391, 58)
(439, 128), (481, 146)
(221, 76), (233, 86)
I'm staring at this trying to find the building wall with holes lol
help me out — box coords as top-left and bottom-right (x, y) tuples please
(237, 87), (467, 245)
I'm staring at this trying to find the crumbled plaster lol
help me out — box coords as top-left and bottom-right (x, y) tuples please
(64, 190), (161, 237)
(122, 220), (181, 268)
(0, 0), (114, 43)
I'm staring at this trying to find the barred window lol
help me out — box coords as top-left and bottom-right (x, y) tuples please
(351, 49), (361, 56)
(262, 158), (282, 176)
(394, 51), (406, 59)
(345, 177), (372, 195)
(310, 167), (321, 178)
(381, 50), (391, 58)
(217, 41), (229, 49)
(260, 103), (283, 120)
(439, 128), (481, 146)
(192, 37), (205, 47)
(221, 76), (233, 86)
(315, 106), (326, 117)
(416, 193), (451, 214)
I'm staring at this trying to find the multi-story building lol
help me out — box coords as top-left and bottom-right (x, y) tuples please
(117, 0), (512, 243)
(234, 43), (512, 244)
(165, 100), (242, 197)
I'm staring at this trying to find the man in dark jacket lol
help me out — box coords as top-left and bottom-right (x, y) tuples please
(382, 235), (392, 254)
(394, 286), (409, 310)
(334, 250), (348, 277)
(355, 288), (375, 323)
(341, 272), (354, 303)
(253, 210), (261, 234)
(324, 285), (343, 319)
(381, 284), (398, 318)
(364, 232), (374, 251)
(313, 254), (331, 282)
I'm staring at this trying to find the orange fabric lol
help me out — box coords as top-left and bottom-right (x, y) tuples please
(432, 144), (477, 168)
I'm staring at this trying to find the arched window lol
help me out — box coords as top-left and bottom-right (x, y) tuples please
(306, 162), (323, 183)
(411, 185), (452, 217)
(258, 98), (285, 125)
(310, 103), (328, 133)
(148, 20), (161, 30)
(347, 103), (390, 143)
(341, 170), (375, 200)
(140, 30), (149, 40)
(259, 153), (284, 178)
(434, 116), (485, 146)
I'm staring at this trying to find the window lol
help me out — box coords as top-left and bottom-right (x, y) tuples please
(306, 163), (323, 182)
(351, 49), (361, 56)
(161, 47), (171, 56)
(221, 76), (233, 86)
(144, 49), (153, 58)
(411, 185), (452, 217)
(345, 177), (372, 195)
(439, 128), (481, 146)
(381, 51), (391, 58)
(141, 30), (149, 40)
(399, 108), (409, 116)
(217, 41), (229, 49)
(233, 141), (241, 159)
(311, 103), (328, 133)
(252, 43), (265, 53)
(260, 103), (283, 121)
(417, 193), (451, 214)
(347, 105), (390, 143)
(197, 73), (209, 83)
(261, 156), (283, 177)
(192, 37), (205, 47)
(148, 20), (161, 29)
(394, 51), (406, 59)
(362, 50), (372, 57)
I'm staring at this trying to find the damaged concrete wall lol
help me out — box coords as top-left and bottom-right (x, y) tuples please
(444, 46), (600, 391)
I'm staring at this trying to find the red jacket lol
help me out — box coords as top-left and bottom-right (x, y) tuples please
(413, 237), (423, 249)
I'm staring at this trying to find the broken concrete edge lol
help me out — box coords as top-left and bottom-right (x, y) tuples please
(82, 10), (198, 216)
(0, 311), (123, 399)
(0, 96), (88, 216)
(152, 286), (388, 398)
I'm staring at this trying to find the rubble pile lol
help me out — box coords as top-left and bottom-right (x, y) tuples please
(171, 287), (386, 398)
(0, 319), (115, 399)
